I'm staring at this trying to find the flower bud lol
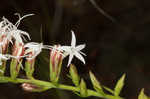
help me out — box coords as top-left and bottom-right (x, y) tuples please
(21, 83), (47, 92)
(0, 35), (10, 75)
(69, 64), (80, 86)
(24, 42), (45, 79)
(89, 71), (105, 95)
(49, 45), (63, 83)
(80, 78), (87, 97)
(10, 42), (24, 79)
(0, 35), (9, 54)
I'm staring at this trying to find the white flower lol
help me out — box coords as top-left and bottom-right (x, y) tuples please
(9, 29), (30, 44)
(58, 30), (86, 66)
(0, 14), (33, 45)
(0, 17), (13, 45)
(10, 14), (34, 43)
(24, 42), (52, 59)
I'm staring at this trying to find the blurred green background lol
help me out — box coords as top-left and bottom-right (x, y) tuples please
(0, 0), (150, 99)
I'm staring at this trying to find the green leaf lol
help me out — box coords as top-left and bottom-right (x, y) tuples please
(89, 71), (105, 95)
(114, 74), (126, 96)
(138, 89), (149, 99)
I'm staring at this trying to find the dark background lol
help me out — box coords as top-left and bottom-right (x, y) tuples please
(0, 0), (150, 99)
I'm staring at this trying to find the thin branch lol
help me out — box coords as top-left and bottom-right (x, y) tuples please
(0, 76), (122, 99)
(89, 0), (116, 22)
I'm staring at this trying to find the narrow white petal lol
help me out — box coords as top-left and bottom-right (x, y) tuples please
(79, 51), (86, 56)
(43, 45), (53, 50)
(76, 44), (86, 51)
(59, 46), (71, 52)
(19, 30), (31, 40)
(2, 56), (9, 60)
(0, 54), (9, 60)
(15, 14), (34, 27)
(71, 30), (76, 47)
(67, 54), (74, 67)
(74, 51), (85, 64)
(24, 42), (40, 48)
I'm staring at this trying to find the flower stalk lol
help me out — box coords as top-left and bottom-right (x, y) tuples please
(0, 76), (123, 99)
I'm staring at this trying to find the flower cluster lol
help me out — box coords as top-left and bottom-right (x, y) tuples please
(0, 13), (86, 72)
(0, 13), (127, 99)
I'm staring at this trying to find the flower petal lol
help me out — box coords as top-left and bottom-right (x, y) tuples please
(59, 46), (71, 52)
(74, 51), (85, 64)
(67, 54), (74, 67)
(24, 42), (43, 59)
(76, 44), (86, 51)
(19, 30), (31, 40)
(15, 13), (34, 27)
(71, 30), (76, 47)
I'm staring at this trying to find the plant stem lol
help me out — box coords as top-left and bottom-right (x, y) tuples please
(0, 76), (122, 99)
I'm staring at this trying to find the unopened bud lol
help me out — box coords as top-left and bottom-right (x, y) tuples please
(25, 52), (35, 79)
(21, 83), (45, 92)
(49, 45), (63, 83)
(10, 42), (24, 79)
(0, 35), (10, 76)
(89, 71), (105, 95)
(80, 79), (87, 97)
(69, 64), (80, 86)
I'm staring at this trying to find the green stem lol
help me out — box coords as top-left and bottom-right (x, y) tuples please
(0, 76), (122, 99)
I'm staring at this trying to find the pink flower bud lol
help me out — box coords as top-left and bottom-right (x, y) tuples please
(49, 45), (63, 83)
(21, 83), (43, 92)
(10, 42), (24, 79)
(12, 42), (24, 59)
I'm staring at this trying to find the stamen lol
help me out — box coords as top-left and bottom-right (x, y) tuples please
(15, 14), (34, 27)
